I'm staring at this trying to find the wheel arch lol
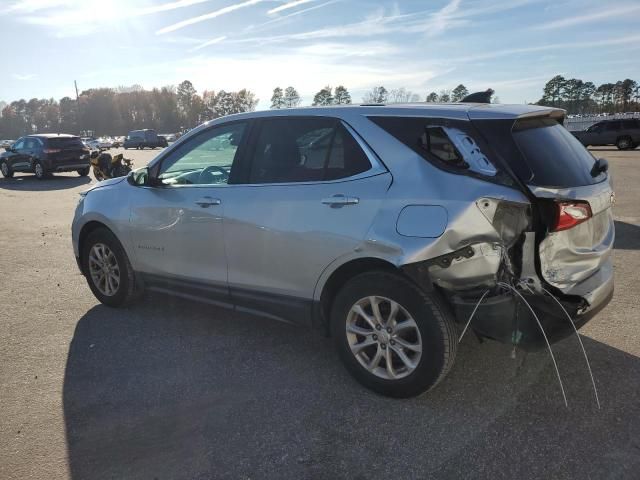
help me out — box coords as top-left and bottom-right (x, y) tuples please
(316, 256), (433, 334)
(78, 221), (118, 271)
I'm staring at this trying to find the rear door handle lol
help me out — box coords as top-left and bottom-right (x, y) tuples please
(195, 196), (221, 207)
(321, 194), (359, 207)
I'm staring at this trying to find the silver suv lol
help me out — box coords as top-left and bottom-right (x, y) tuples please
(72, 104), (614, 398)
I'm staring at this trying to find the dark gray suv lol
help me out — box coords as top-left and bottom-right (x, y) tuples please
(0, 134), (90, 179)
(572, 118), (640, 150)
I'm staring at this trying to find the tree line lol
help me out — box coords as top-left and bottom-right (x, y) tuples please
(0, 80), (483, 138)
(0, 80), (258, 138)
(536, 75), (639, 114)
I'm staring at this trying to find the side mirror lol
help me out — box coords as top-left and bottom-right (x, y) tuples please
(128, 167), (150, 186)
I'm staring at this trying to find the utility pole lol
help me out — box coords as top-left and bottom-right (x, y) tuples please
(74, 80), (79, 100)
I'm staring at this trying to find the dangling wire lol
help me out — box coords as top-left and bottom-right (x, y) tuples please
(458, 289), (490, 343)
(498, 282), (568, 408)
(539, 286), (601, 409)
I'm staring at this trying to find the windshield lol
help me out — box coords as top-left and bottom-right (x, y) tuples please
(512, 118), (606, 187)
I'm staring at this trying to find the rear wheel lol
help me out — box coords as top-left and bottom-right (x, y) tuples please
(0, 160), (13, 178)
(77, 167), (90, 176)
(331, 271), (457, 398)
(616, 136), (632, 150)
(82, 228), (141, 307)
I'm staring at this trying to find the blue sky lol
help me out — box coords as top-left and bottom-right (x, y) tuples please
(1, 0), (638, 108)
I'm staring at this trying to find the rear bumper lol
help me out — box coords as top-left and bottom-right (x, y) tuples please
(451, 270), (614, 351)
(50, 161), (90, 172)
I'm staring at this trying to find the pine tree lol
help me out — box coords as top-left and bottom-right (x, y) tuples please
(270, 87), (284, 109)
(312, 86), (333, 106)
(283, 86), (301, 108)
(451, 84), (469, 102)
(334, 85), (352, 104)
(426, 92), (438, 102)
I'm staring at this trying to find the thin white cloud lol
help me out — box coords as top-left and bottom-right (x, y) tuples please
(190, 35), (227, 51)
(246, 0), (341, 33)
(268, 0), (316, 15)
(533, 4), (640, 30)
(446, 33), (640, 63)
(13, 73), (36, 81)
(156, 0), (266, 35)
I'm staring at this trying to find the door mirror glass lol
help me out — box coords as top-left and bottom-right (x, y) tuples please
(128, 167), (150, 186)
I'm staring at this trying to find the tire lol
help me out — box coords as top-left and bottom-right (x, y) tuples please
(0, 160), (13, 178)
(33, 160), (48, 180)
(330, 271), (457, 398)
(616, 136), (632, 150)
(77, 167), (90, 176)
(81, 227), (142, 307)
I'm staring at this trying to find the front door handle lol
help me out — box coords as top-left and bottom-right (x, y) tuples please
(321, 194), (359, 207)
(195, 196), (221, 208)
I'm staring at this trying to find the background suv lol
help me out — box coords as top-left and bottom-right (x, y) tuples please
(72, 104), (614, 398)
(123, 129), (168, 150)
(1, 134), (90, 179)
(572, 118), (640, 150)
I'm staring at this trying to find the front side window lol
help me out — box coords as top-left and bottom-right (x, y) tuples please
(247, 117), (371, 184)
(157, 122), (247, 186)
(605, 121), (621, 131)
(12, 138), (25, 150)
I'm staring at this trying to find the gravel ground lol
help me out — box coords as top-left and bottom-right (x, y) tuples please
(0, 146), (639, 480)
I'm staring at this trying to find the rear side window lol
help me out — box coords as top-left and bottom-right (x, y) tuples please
(605, 121), (621, 131)
(512, 118), (605, 187)
(247, 118), (371, 184)
(46, 137), (83, 149)
(622, 120), (639, 129)
(369, 116), (500, 178)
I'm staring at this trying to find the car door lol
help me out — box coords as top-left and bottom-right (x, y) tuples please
(127, 121), (249, 304)
(8, 137), (29, 170)
(603, 120), (621, 144)
(222, 116), (392, 325)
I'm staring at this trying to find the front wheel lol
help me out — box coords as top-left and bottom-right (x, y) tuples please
(331, 271), (457, 398)
(33, 161), (48, 180)
(0, 160), (13, 178)
(77, 167), (90, 176)
(82, 228), (142, 307)
(617, 136), (632, 150)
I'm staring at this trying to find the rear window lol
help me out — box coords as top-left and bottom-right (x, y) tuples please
(45, 137), (84, 149)
(512, 118), (605, 187)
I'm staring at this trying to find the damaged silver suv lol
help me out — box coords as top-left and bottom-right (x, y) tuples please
(72, 103), (614, 398)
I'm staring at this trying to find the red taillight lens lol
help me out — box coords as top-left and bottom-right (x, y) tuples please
(43, 148), (61, 154)
(553, 201), (592, 232)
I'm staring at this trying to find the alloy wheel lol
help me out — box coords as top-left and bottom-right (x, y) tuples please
(88, 243), (121, 296)
(346, 296), (422, 380)
(34, 163), (44, 178)
(1, 162), (8, 176)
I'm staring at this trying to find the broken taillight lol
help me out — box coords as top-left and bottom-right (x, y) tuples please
(553, 201), (592, 232)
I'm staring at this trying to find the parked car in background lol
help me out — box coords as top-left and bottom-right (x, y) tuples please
(0, 139), (14, 148)
(160, 133), (177, 142)
(123, 129), (168, 149)
(572, 119), (640, 150)
(72, 104), (614, 398)
(1, 134), (90, 179)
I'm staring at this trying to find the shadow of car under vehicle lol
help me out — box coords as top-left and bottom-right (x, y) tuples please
(0, 173), (92, 191)
(63, 295), (640, 480)
(614, 221), (640, 250)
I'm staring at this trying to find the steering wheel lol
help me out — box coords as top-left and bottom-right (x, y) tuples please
(198, 165), (229, 184)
